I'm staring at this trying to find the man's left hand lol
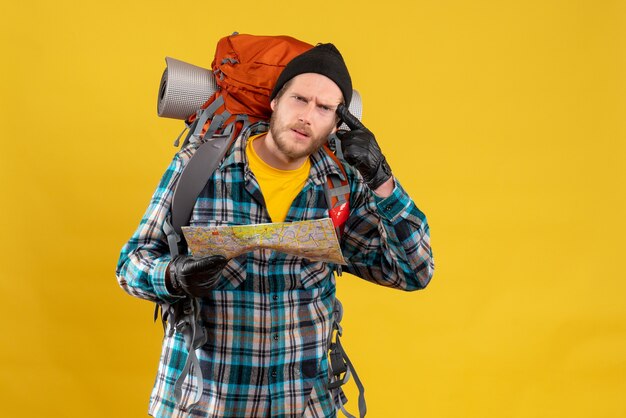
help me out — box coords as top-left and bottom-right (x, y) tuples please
(336, 104), (393, 191)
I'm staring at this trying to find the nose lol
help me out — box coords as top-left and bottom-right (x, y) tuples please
(297, 102), (315, 125)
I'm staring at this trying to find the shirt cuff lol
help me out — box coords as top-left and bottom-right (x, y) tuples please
(150, 256), (183, 302)
(374, 178), (413, 223)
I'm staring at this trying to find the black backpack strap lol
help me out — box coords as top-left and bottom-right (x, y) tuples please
(332, 335), (367, 418)
(172, 298), (207, 410)
(327, 300), (367, 418)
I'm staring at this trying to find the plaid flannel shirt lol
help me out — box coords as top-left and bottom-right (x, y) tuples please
(116, 131), (434, 418)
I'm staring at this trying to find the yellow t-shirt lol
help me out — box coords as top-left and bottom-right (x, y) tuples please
(246, 134), (311, 223)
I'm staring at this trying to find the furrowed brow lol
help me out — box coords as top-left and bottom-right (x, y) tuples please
(317, 99), (341, 110)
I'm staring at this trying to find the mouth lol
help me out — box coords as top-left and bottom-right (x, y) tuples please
(291, 128), (310, 139)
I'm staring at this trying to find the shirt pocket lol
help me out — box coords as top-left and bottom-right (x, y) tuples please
(215, 254), (247, 290)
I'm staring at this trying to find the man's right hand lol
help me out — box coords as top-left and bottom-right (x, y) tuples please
(166, 255), (229, 297)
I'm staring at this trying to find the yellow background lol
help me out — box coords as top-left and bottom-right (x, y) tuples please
(1, 0), (624, 417)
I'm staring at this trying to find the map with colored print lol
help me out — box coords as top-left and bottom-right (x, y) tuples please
(182, 218), (346, 264)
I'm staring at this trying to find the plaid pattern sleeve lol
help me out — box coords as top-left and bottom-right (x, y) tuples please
(341, 172), (435, 291)
(116, 145), (198, 304)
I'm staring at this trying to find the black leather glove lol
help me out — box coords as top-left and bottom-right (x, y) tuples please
(335, 104), (392, 190)
(167, 255), (229, 297)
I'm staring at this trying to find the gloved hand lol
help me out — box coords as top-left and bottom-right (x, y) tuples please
(167, 255), (229, 297)
(335, 104), (392, 190)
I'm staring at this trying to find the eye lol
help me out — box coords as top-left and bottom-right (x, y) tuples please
(293, 95), (307, 103)
(317, 104), (335, 115)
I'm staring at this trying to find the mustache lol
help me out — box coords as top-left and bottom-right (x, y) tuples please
(288, 123), (312, 137)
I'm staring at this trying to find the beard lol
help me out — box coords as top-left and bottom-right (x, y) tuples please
(268, 112), (332, 161)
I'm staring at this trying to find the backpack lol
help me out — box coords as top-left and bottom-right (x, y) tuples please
(156, 33), (366, 417)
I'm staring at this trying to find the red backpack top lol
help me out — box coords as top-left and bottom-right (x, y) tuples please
(187, 34), (313, 140)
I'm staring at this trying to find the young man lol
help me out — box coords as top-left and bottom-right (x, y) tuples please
(117, 43), (434, 418)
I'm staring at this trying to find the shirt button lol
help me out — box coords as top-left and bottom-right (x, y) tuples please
(273, 334), (279, 341)
(385, 205), (393, 211)
(271, 371), (277, 378)
(272, 295), (278, 301)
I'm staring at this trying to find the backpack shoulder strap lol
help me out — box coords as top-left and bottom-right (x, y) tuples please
(322, 145), (351, 242)
(159, 122), (267, 411)
(159, 132), (233, 412)
(163, 121), (268, 256)
(163, 132), (233, 256)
